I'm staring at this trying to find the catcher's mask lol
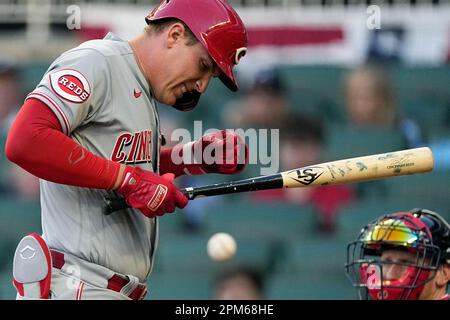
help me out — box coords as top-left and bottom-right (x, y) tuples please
(146, 0), (248, 111)
(345, 208), (450, 300)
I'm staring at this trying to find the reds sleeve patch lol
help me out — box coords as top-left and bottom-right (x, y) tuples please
(49, 69), (91, 103)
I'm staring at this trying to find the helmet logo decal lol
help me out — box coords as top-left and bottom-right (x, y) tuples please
(234, 47), (247, 65)
(366, 264), (382, 289)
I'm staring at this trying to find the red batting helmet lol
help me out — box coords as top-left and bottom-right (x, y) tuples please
(145, 0), (248, 93)
(346, 209), (450, 300)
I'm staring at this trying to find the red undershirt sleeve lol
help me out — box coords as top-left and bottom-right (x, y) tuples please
(5, 98), (120, 190)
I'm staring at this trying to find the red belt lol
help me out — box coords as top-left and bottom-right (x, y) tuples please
(51, 250), (147, 300)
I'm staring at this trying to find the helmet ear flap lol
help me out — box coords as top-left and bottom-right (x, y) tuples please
(409, 208), (450, 264)
(446, 248), (450, 264)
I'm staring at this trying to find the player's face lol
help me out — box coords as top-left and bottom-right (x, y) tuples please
(380, 249), (439, 300)
(380, 249), (417, 281)
(156, 35), (221, 106)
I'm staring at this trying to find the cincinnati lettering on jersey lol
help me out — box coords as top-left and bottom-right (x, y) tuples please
(111, 130), (153, 164)
(49, 69), (91, 103)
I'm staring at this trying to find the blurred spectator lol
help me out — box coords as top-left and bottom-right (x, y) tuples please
(0, 59), (23, 135)
(0, 58), (37, 199)
(212, 266), (265, 300)
(430, 137), (450, 171)
(8, 164), (40, 201)
(343, 64), (425, 148)
(223, 67), (289, 129)
(251, 113), (356, 234)
(344, 65), (395, 127)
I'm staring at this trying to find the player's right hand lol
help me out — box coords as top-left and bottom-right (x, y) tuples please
(116, 166), (188, 218)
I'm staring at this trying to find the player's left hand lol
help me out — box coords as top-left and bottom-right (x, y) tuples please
(185, 130), (248, 175)
(116, 167), (188, 218)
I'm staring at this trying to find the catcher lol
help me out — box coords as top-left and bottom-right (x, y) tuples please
(346, 208), (450, 300)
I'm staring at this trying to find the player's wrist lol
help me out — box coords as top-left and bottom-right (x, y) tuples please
(112, 164), (128, 190)
(160, 143), (207, 176)
(116, 165), (146, 195)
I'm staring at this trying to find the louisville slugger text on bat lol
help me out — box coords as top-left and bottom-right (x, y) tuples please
(104, 147), (434, 214)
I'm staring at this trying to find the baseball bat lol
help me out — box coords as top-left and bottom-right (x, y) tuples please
(103, 147), (434, 215)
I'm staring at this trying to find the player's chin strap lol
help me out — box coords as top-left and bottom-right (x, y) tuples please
(172, 90), (201, 111)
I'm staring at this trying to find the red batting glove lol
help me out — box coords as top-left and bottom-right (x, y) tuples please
(116, 166), (188, 218)
(180, 130), (248, 175)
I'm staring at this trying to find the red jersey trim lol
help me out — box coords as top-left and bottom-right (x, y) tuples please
(76, 281), (85, 300)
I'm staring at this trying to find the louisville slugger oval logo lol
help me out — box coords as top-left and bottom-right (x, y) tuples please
(287, 167), (324, 185)
(49, 69), (91, 103)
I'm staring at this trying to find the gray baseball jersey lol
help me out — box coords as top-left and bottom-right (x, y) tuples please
(26, 33), (160, 282)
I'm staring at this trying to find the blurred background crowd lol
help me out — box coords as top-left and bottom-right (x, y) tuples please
(0, 0), (449, 299)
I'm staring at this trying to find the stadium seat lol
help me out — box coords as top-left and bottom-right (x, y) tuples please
(0, 269), (15, 300)
(335, 196), (449, 244)
(21, 63), (51, 93)
(0, 198), (41, 271)
(390, 66), (450, 108)
(324, 124), (407, 161)
(399, 98), (449, 134)
(266, 273), (355, 300)
(154, 233), (276, 274)
(146, 273), (214, 300)
(203, 202), (317, 242)
(0, 198), (41, 234)
(157, 208), (190, 235)
(383, 170), (450, 208)
(274, 238), (348, 280)
(0, 134), (12, 194)
(278, 65), (345, 103)
(278, 65), (346, 124)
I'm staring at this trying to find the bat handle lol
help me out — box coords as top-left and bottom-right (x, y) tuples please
(103, 188), (193, 215)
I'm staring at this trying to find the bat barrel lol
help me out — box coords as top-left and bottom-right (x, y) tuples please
(281, 147), (434, 188)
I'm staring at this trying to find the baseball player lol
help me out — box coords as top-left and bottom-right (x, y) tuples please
(5, 0), (248, 300)
(346, 208), (450, 300)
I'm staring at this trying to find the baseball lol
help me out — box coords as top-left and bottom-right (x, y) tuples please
(207, 232), (237, 262)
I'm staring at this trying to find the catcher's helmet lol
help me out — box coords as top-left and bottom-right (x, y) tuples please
(146, 0), (248, 111)
(345, 208), (450, 300)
